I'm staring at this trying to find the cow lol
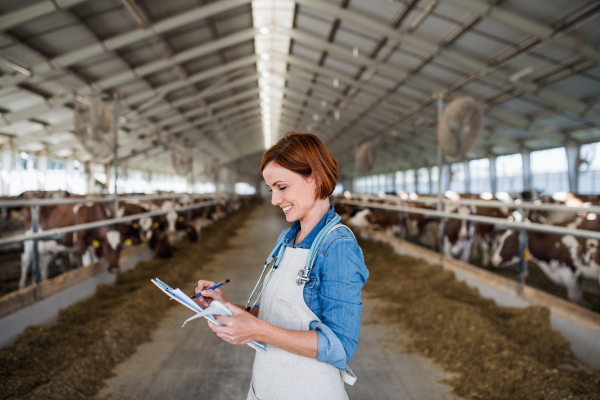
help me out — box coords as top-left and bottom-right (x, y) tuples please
(108, 202), (153, 246)
(20, 202), (122, 289)
(148, 227), (173, 258)
(471, 205), (509, 266)
(444, 204), (476, 262)
(491, 215), (600, 305)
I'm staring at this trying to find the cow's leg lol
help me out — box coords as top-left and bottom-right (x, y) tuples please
(460, 238), (473, 263)
(39, 252), (54, 282)
(480, 239), (490, 266)
(443, 237), (453, 258)
(565, 276), (590, 307)
(66, 250), (78, 269)
(19, 240), (33, 289)
(54, 253), (69, 273)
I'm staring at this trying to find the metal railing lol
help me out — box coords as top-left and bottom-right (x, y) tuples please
(332, 194), (600, 295)
(0, 192), (228, 208)
(344, 193), (600, 214)
(0, 192), (247, 294)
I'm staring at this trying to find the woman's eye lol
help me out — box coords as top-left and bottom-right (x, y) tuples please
(279, 187), (287, 191)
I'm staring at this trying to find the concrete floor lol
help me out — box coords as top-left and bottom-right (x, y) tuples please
(96, 202), (459, 400)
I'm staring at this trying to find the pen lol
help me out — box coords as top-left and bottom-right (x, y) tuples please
(190, 279), (230, 299)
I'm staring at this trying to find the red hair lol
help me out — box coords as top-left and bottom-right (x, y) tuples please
(260, 132), (338, 200)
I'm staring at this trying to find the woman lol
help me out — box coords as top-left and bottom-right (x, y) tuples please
(194, 132), (368, 400)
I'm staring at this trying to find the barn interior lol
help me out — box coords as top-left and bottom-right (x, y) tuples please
(1, 0), (600, 399)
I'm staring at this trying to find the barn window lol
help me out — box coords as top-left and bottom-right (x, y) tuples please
(395, 171), (404, 193)
(48, 158), (65, 170)
(235, 182), (257, 195)
(469, 158), (490, 194)
(430, 166), (439, 194)
(497, 154), (524, 193)
(579, 142), (600, 194)
(405, 170), (416, 193)
(531, 148), (568, 194)
(449, 163), (466, 193)
(417, 168), (429, 194)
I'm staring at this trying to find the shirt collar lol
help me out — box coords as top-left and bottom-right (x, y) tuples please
(283, 205), (336, 249)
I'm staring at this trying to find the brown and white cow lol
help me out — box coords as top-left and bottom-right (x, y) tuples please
(20, 202), (122, 289)
(471, 205), (509, 266)
(444, 204), (476, 262)
(491, 216), (600, 305)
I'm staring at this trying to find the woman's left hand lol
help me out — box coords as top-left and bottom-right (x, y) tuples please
(208, 303), (263, 345)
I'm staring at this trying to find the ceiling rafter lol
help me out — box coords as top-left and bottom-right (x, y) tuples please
(442, 0), (600, 64)
(293, 0), (600, 126)
(0, 0), (252, 89)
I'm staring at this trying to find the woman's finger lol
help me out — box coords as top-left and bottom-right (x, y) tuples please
(195, 280), (216, 294)
(207, 321), (228, 334)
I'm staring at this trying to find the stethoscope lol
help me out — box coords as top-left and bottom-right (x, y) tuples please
(245, 214), (342, 312)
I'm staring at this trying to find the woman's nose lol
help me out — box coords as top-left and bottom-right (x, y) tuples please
(271, 191), (282, 206)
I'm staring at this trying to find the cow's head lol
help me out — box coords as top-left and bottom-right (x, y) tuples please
(407, 218), (420, 237)
(103, 230), (122, 273)
(491, 229), (519, 267)
(166, 210), (177, 233)
(138, 217), (153, 240)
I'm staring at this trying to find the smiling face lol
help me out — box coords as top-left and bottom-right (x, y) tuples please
(263, 161), (320, 223)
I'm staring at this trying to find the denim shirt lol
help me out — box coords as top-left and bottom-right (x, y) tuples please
(275, 205), (369, 370)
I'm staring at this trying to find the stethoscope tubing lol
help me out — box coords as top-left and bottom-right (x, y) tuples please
(245, 214), (342, 312)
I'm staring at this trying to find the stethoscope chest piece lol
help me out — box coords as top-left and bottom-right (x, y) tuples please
(296, 270), (310, 286)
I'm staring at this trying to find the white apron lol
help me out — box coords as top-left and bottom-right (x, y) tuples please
(247, 225), (356, 400)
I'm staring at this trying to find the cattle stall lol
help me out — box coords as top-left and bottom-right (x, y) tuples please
(333, 194), (600, 368)
(0, 193), (253, 346)
(1, 0), (600, 398)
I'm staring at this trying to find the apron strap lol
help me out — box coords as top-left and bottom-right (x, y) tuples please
(341, 366), (357, 385)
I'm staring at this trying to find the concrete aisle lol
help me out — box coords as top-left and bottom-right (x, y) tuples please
(96, 202), (459, 400)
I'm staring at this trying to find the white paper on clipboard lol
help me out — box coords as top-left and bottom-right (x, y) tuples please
(151, 278), (266, 352)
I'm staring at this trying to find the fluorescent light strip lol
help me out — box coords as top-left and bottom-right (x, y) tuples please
(252, 0), (294, 149)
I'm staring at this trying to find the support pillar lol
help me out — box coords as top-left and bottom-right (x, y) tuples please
(1, 148), (11, 196)
(428, 167), (434, 194)
(565, 142), (580, 194)
(442, 164), (451, 194)
(521, 151), (531, 191)
(85, 161), (94, 195)
(37, 154), (47, 191)
(463, 161), (470, 194)
(390, 173), (396, 194)
(65, 159), (74, 193)
(489, 156), (497, 194)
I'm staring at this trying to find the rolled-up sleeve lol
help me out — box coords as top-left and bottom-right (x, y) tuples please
(310, 236), (368, 370)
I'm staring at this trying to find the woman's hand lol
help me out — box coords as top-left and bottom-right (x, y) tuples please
(209, 303), (264, 345)
(194, 279), (230, 309)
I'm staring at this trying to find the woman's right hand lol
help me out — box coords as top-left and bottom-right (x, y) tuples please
(194, 280), (230, 309)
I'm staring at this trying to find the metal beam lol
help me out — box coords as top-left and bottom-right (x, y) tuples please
(0, 0), (90, 32)
(95, 28), (256, 92)
(0, 0), (252, 89)
(283, 27), (572, 147)
(442, 0), (600, 64)
(293, 0), (600, 125)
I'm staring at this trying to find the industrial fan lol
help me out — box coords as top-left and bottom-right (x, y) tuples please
(437, 96), (483, 158)
(204, 159), (219, 182)
(172, 145), (192, 175)
(73, 97), (116, 160)
(356, 142), (378, 174)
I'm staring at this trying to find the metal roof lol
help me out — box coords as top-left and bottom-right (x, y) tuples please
(0, 0), (599, 183)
